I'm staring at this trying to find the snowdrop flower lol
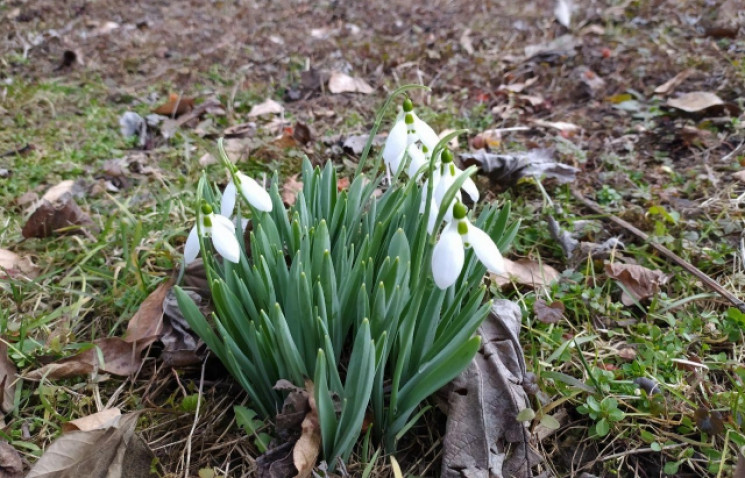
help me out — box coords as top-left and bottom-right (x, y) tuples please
(431, 201), (505, 289)
(382, 98), (439, 178)
(221, 171), (273, 215)
(421, 149), (481, 230)
(184, 203), (240, 264)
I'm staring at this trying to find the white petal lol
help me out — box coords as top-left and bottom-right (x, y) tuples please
(221, 181), (237, 217)
(237, 172), (273, 212)
(460, 172), (480, 202)
(431, 223), (465, 289)
(406, 143), (427, 178)
(426, 198), (438, 234)
(210, 214), (241, 263)
(184, 226), (200, 264)
(467, 225), (505, 274)
(434, 168), (453, 205)
(412, 113), (440, 150)
(383, 117), (408, 170)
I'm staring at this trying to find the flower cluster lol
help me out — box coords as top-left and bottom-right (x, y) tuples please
(382, 98), (506, 289)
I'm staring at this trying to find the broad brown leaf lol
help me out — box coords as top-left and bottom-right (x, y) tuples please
(27, 338), (141, 380)
(604, 262), (668, 306)
(152, 93), (194, 117)
(22, 198), (95, 238)
(533, 299), (564, 324)
(124, 278), (174, 347)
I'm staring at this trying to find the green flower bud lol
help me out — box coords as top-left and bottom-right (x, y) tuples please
(453, 201), (468, 220)
(201, 202), (213, 215)
(403, 98), (414, 112)
(405, 113), (414, 125)
(457, 220), (469, 235)
(441, 149), (453, 164)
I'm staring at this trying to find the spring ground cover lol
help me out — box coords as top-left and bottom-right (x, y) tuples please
(1, 0), (745, 476)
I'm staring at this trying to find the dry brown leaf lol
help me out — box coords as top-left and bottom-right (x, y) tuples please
(27, 412), (154, 478)
(532, 119), (581, 134)
(282, 175), (304, 207)
(654, 69), (693, 96)
(221, 138), (249, 163)
(21, 198), (96, 238)
(41, 180), (77, 203)
(0, 249), (39, 279)
(336, 177), (350, 192)
(733, 170), (745, 183)
(223, 122), (256, 138)
(533, 299), (564, 324)
(493, 258), (560, 288)
(327, 71), (374, 94)
(735, 446), (745, 478)
(198, 153), (217, 167)
(0, 441), (23, 478)
(293, 380), (320, 478)
(666, 91), (740, 115)
(292, 122), (312, 145)
(0, 343), (17, 414)
(248, 98), (284, 117)
(124, 279), (174, 347)
(604, 262), (668, 306)
(152, 93), (194, 117)
(26, 337), (142, 380)
(62, 408), (121, 433)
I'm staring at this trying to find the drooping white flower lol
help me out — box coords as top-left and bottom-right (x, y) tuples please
(382, 98), (440, 178)
(234, 172), (272, 212)
(422, 149), (480, 229)
(431, 202), (505, 289)
(184, 203), (241, 264)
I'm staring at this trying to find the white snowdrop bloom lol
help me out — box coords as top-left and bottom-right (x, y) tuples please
(234, 171), (272, 212)
(431, 202), (505, 289)
(382, 98), (440, 178)
(434, 149), (479, 205)
(184, 203), (241, 264)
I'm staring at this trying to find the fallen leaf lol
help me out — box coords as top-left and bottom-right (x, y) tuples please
(293, 380), (320, 478)
(617, 347), (637, 361)
(460, 28), (474, 55)
(223, 122), (256, 138)
(471, 129), (502, 149)
(493, 258), (560, 288)
(27, 412), (154, 478)
(327, 71), (374, 94)
(461, 148), (579, 187)
(532, 119), (581, 134)
(667, 91), (740, 115)
(159, 286), (205, 368)
(62, 408), (121, 433)
(118, 112), (146, 144)
(41, 180), (80, 203)
(281, 175), (304, 207)
(248, 98), (284, 117)
(554, 0), (572, 28)
(292, 122), (312, 145)
(221, 138), (249, 163)
(604, 262), (668, 306)
(733, 170), (745, 183)
(22, 198), (96, 238)
(498, 77), (538, 94)
(524, 34), (579, 61)
(336, 177), (350, 191)
(736, 445), (745, 478)
(0, 441), (23, 478)
(124, 279), (174, 347)
(198, 153), (217, 167)
(533, 299), (564, 323)
(152, 93), (194, 117)
(16, 191), (38, 208)
(654, 70), (693, 96)
(442, 300), (541, 477)
(0, 342), (17, 414)
(26, 337), (142, 380)
(694, 407), (725, 436)
(0, 249), (39, 279)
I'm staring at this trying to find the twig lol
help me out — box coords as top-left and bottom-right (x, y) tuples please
(184, 352), (209, 478)
(571, 188), (745, 313)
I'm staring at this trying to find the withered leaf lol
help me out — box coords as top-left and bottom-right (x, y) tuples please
(248, 98), (284, 117)
(0, 249), (39, 279)
(0, 343), (17, 414)
(124, 278), (174, 348)
(493, 258), (560, 289)
(152, 93), (194, 117)
(327, 71), (374, 94)
(27, 412), (155, 478)
(461, 149), (578, 188)
(292, 122), (312, 145)
(281, 175), (303, 207)
(667, 91), (740, 116)
(22, 198), (95, 238)
(26, 337), (141, 380)
(533, 299), (565, 324)
(694, 407), (724, 436)
(293, 380), (320, 478)
(0, 441), (23, 478)
(442, 300), (541, 477)
(62, 408), (121, 433)
(654, 70), (693, 96)
(604, 262), (668, 306)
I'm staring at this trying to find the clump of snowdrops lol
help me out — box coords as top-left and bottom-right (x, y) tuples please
(175, 87), (518, 468)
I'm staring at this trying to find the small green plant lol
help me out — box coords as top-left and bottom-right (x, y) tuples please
(174, 87), (517, 468)
(577, 395), (626, 437)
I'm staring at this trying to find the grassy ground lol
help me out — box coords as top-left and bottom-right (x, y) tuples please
(2, 0), (745, 476)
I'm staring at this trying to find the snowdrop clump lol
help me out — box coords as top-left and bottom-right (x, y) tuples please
(175, 89), (516, 469)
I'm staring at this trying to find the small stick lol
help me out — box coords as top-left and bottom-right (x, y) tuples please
(571, 188), (745, 313)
